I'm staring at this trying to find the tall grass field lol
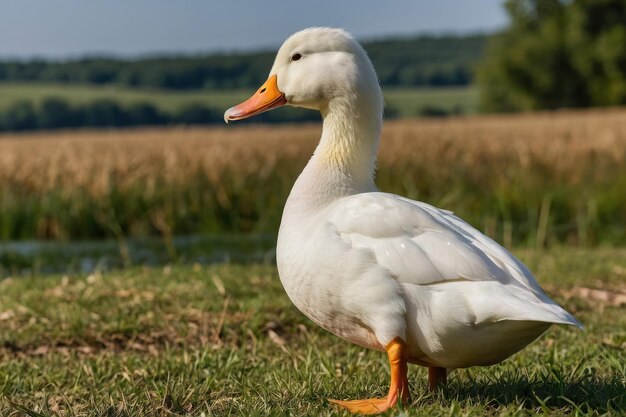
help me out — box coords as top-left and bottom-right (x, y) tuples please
(0, 108), (624, 245)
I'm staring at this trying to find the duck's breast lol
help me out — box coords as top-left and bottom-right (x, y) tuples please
(277, 212), (407, 351)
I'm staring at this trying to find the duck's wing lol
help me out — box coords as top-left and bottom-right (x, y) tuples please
(328, 192), (528, 288)
(327, 192), (581, 327)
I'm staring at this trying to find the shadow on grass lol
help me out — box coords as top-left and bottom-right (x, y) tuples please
(437, 373), (626, 414)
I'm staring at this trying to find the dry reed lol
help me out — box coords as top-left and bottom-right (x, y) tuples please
(0, 108), (625, 244)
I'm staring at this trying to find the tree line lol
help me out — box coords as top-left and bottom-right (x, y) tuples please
(0, 35), (487, 90)
(478, 0), (626, 111)
(0, 98), (322, 132)
(1, 96), (464, 132)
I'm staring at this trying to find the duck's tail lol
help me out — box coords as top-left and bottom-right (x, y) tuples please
(485, 283), (583, 329)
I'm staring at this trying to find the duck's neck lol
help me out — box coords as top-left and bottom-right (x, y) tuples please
(289, 93), (382, 211)
(316, 96), (381, 187)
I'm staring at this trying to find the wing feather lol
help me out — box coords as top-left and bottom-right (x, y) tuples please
(328, 192), (539, 291)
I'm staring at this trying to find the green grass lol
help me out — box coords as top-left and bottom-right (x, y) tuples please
(0, 82), (478, 116)
(383, 86), (479, 116)
(1, 247), (624, 416)
(0, 82), (251, 114)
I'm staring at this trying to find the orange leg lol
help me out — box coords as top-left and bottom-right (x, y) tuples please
(329, 338), (410, 414)
(428, 367), (447, 392)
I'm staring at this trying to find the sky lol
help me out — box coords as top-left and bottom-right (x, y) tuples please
(1, 1), (508, 59)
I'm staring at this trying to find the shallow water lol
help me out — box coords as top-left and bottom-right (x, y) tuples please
(0, 234), (276, 277)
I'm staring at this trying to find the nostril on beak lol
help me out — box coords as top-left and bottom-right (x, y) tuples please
(260, 88), (266, 93)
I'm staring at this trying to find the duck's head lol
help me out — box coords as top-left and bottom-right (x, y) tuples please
(224, 27), (382, 122)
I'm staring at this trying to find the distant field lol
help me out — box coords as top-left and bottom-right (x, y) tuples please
(384, 86), (479, 115)
(0, 108), (624, 244)
(0, 82), (479, 116)
(0, 82), (250, 114)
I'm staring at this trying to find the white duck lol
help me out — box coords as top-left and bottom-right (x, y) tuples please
(224, 27), (581, 414)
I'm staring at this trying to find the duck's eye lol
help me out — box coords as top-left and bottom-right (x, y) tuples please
(291, 53), (302, 62)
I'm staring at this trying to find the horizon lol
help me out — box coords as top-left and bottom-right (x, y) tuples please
(0, 0), (507, 60)
(0, 30), (494, 62)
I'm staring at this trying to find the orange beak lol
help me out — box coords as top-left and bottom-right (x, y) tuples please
(224, 74), (287, 123)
